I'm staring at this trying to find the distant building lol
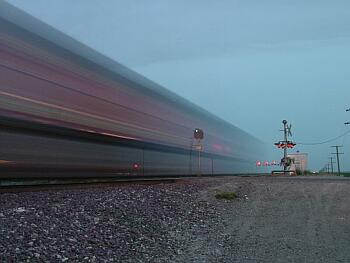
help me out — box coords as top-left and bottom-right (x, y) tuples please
(288, 152), (308, 174)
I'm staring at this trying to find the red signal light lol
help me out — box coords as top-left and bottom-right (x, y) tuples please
(274, 141), (286, 148)
(286, 141), (296, 148)
(275, 141), (296, 149)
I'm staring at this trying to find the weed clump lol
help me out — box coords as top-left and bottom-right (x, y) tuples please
(215, 191), (238, 200)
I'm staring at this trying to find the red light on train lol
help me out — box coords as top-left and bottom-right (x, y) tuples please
(256, 161), (262, 166)
(132, 163), (140, 170)
(213, 144), (223, 151)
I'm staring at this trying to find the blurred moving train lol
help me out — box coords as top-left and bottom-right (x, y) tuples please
(0, 2), (265, 178)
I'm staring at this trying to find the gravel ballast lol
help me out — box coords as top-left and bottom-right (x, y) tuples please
(1, 176), (350, 262)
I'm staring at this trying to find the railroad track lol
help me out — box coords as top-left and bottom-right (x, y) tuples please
(0, 176), (184, 193)
(0, 173), (266, 193)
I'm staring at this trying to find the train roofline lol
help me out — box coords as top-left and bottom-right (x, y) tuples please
(0, 1), (263, 144)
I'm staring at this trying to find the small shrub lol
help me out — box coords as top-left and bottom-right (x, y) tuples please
(215, 191), (238, 200)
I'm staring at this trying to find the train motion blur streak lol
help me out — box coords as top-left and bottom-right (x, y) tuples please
(0, 2), (265, 178)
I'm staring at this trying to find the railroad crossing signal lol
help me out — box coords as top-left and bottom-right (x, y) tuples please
(276, 120), (295, 173)
(274, 141), (296, 149)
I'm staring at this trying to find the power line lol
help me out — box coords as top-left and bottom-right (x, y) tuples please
(296, 129), (350, 145)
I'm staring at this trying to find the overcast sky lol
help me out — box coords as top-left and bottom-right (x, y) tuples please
(7, 0), (350, 170)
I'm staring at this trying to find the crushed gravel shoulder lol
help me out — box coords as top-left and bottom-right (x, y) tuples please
(1, 176), (350, 262)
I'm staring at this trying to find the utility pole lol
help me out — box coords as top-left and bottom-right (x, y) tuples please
(328, 157), (335, 174)
(331, 145), (344, 176)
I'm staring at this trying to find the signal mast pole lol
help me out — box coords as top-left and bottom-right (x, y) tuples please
(274, 120), (295, 174)
(193, 128), (204, 176)
(283, 120), (288, 172)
